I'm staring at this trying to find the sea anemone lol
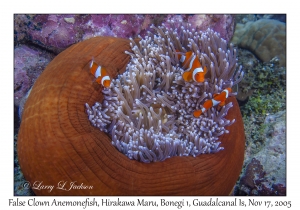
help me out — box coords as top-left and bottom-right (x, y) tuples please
(18, 35), (245, 195)
(86, 21), (244, 163)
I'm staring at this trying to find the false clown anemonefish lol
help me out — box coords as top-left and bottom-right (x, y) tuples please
(176, 50), (207, 83)
(89, 59), (111, 88)
(193, 87), (232, 118)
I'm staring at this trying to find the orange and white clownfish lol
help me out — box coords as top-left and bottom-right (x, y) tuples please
(89, 59), (111, 88)
(193, 87), (232, 118)
(176, 50), (207, 83)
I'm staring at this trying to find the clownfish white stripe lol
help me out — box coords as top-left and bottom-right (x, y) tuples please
(193, 87), (232, 118)
(180, 55), (186, 63)
(95, 66), (101, 78)
(177, 50), (207, 83)
(186, 54), (196, 71)
(90, 60), (94, 68)
(192, 67), (204, 81)
(89, 58), (111, 88)
(223, 89), (230, 98)
(211, 99), (219, 106)
(101, 75), (110, 86)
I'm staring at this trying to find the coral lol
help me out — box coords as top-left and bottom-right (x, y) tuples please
(234, 14), (286, 25)
(18, 36), (245, 196)
(86, 22), (244, 163)
(231, 19), (286, 67)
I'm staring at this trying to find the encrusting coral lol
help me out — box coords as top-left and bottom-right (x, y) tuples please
(86, 22), (244, 163)
(231, 19), (286, 67)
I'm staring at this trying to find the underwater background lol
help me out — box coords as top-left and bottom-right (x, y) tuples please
(14, 14), (286, 196)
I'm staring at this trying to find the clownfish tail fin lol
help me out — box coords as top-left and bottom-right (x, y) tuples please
(193, 110), (202, 118)
(183, 71), (192, 82)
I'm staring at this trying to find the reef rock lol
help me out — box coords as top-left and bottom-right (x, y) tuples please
(231, 19), (286, 67)
(15, 14), (147, 53)
(188, 14), (235, 42)
(236, 110), (286, 195)
(161, 15), (235, 42)
(14, 14), (235, 54)
(14, 45), (54, 106)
